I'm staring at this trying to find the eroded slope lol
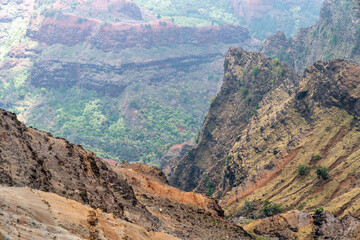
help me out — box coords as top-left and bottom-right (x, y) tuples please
(222, 60), (360, 219)
(0, 187), (180, 240)
(0, 108), (252, 240)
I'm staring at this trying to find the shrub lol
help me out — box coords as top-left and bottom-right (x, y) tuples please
(225, 154), (230, 165)
(272, 58), (280, 66)
(251, 65), (259, 77)
(316, 166), (330, 180)
(314, 207), (324, 215)
(314, 154), (322, 161)
(297, 164), (311, 176)
(76, 18), (87, 24)
(244, 200), (254, 213)
(262, 200), (282, 217)
(246, 95), (252, 104)
(207, 180), (214, 196)
(239, 87), (248, 99)
(194, 131), (200, 144)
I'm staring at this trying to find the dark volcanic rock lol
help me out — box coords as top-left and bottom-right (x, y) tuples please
(296, 59), (360, 119)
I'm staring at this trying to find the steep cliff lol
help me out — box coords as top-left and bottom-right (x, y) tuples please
(261, 0), (360, 73)
(166, 48), (300, 197)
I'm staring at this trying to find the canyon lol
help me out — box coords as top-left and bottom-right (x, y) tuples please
(2, 0), (360, 239)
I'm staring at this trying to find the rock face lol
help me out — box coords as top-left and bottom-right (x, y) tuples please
(0, 109), (159, 229)
(30, 53), (222, 96)
(112, 162), (252, 240)
(261, 0), (360, 73)
(166, 0), (360, 224)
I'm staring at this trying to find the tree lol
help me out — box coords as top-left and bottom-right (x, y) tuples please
(316, 166), (330, 180)
(298, 164), (311, 176)
(262, 200), (282, 217)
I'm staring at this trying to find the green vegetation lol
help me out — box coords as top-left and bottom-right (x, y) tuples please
(251, 65), (259, 78)
(25, 84), (205, 165)
(209, 96), (215, 106)
(132, 0), (240, 27)
(224, 154), (231, 165)
(0, 36), (225, 165)
(194, 130), (201, 144)
(262, 200), (282, 217)
(316, 166), (330, 180)
(244, 200), (254, 213)
(132, 0), (322, 40)
(297, 164), (311, 176)
(207, 180), (214, 196)
(313, 154), (323, 161)
(314, 207), (324, 215)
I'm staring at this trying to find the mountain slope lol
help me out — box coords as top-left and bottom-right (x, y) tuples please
(0, 108), (252, 239)
(166, 49), (360, 223)
(261, 0), (360, 73)
(0, 109), (158, 229)
(0, 187), (180, 240)
(221, 59), (360, 219)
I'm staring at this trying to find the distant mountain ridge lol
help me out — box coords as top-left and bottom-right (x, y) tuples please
(261, 0), (360, 72)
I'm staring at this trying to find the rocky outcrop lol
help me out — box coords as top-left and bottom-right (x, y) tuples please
(166, 48), (300, 197)
(91, 22), (253, 52)
(261, 0), (360, 73)
(245, 210), (360, 239)
(220, 59), (360, 219)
